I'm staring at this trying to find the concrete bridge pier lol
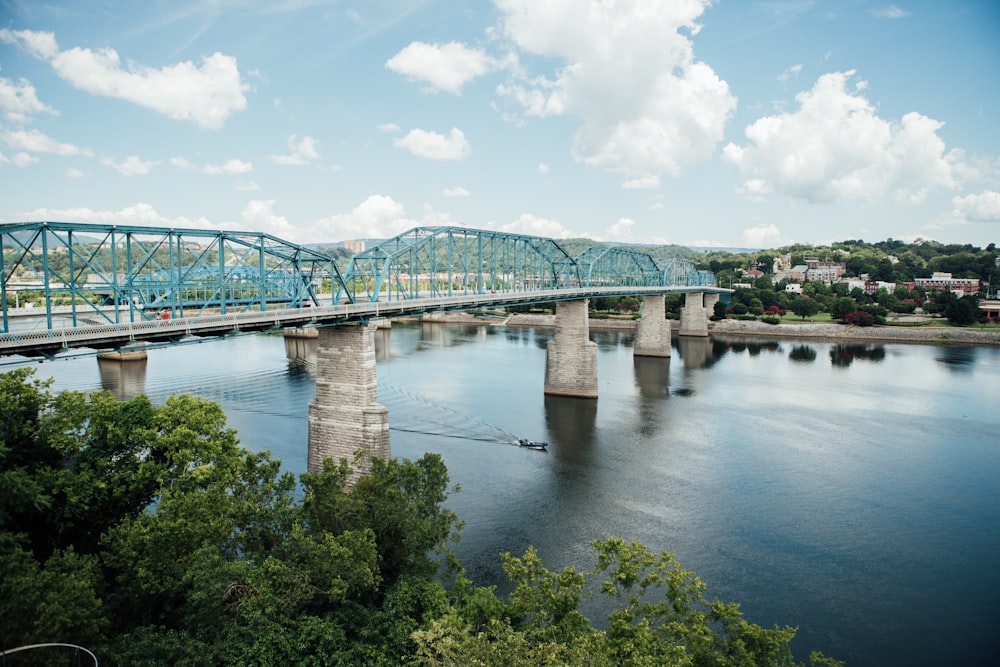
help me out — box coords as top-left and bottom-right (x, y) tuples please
(634, 294), (671, 357)
(544, 299), (598, 398)
(308, 323), (389, 483)
(679, 292), (709, 337)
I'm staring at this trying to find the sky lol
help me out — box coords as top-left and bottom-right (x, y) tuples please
(1, 1), (998, 251)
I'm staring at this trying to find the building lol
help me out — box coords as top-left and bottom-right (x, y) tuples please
(342, 239), (366, 254)
(913, 272), (979, 296)
(804, 257), (846, 283)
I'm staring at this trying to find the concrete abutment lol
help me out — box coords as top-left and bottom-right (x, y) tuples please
(634, 294), (671, 357)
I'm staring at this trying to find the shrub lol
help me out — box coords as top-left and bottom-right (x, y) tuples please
(761, 316), (781, 325)
(845, 310), (875, 326)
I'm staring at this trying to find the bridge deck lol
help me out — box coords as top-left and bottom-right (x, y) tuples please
(1, 286), (726, 358)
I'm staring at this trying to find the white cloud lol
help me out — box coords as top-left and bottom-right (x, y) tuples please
(778, 64), (803, 83)
(17, 202), (217, 230)
(622, 175), (661, 189)
(205, 158), (253, 175)
(0, 75), (57, 123)
(309, 195), (418, 242)
(604, 217), (635, 242)
(0, 150), (38, 166)
(101, 154), (159, 175)
(386, 41), (496, 94)
(537, 162), (550, 174)
(870, 5), (910, 19)
(377, 122), (401, 133)
(66, 167), (84, 178)
(270, 134), (319, 165)
(493, 0), (736, 182)
(952, 191), (1000, 222)
(742, 223), (785, 248)
(393, 127), (471, 160)
(443, 186), (470, 197)
(493, 213), (572, 238)
(240, 199), (298, 238)
(235, 180), (260, 192)
(2, 128), (90, 156)
(723, 70), (959, 205)
(0, 29), (247, 130)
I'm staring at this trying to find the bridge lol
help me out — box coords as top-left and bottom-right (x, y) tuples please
(2, 222), (728, 481)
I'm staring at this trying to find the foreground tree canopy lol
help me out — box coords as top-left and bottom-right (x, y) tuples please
(0, 368), (840, 666)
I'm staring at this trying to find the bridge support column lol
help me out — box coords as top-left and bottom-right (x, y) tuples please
(634, 294), (671, 358)
(544, 299), (598, 398)
(308, 324), (389, 484)
(679, 292), (709, 337)
(704, 293), (720, 318)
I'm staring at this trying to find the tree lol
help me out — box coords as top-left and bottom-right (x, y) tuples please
(829, 297), (858, 322)
(790, 296), (821, 320)
(944, 295), (980, 325)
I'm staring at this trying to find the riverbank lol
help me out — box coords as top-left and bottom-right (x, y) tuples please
(425, 311), (1000, 346)
(707, 317), (1000, 345)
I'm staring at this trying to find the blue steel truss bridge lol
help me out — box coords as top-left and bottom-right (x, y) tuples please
(1, 222), (723, 359)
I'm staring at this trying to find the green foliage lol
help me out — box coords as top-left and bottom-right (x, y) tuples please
(944, 295), (980, 325)
(790, 297), (821, 320)
(0, 369), (837, 666)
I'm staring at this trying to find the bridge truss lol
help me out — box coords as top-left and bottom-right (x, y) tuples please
(338, 226), (710, 302)
(2, 222), (720, 356)
(1, 222), (351, 333)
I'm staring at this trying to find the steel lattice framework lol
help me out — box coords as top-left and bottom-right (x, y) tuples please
(337, 226), (580, 302)
(1, 222), (351, 333)
(337, 226), (713, 302)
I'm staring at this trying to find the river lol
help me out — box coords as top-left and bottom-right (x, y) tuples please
(8, 321), (999, 666)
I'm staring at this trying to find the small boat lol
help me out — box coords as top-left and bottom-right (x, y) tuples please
(518, 438), (548, 450)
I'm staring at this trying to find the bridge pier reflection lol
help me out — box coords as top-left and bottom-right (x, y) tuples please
(307, 323), (389, 484)
(544, 299), (598, 398)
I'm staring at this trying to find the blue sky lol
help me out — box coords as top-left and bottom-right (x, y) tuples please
(1, 0), (998, 249)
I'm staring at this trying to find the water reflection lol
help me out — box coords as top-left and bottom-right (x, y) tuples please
(935, 345), (977, 372)
(830, 344), (886, 367)
(633, 356), (670, 433)
(97, 356), (148, 400)
(544, 394), (598, 463)
(677, 336), (714, 369)
(789, 344), (818, 363)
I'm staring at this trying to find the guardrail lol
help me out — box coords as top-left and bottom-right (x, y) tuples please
(2, 285), (729, 358)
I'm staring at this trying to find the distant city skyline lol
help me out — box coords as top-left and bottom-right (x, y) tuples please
(1, 1), (998, 249)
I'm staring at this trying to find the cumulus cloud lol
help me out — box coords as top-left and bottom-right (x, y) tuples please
(377, 122), (401, 133)
(205, 158), (253, 175)
(66, 167), (84, 178)
(604, 217), (635, 242)
(17, 202), (217, 230)
(952, 191), (1000, 222)
(0, 29), (247, 130)
(443, 186), (470, 197)
(622, 175), (661, 189)
(493, 0), (736, 183)
(270, 134), (320, 166)
(171, 156), (253, 174)
(723, 70), (959, 205)
(393, 127), (471, 160)
(309, 195), (418, 242)
(101, 154), (159, 175)
(240, 199), (299, 238)
(0, 150), (38, 166)
(0, 75), (57, 123)
(493, 213), (573, 238)
(386, 41), (497, 94)
(742, 223), (786, 248)
(2, 128), (90, 156)
(537, 162), (550, 174)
